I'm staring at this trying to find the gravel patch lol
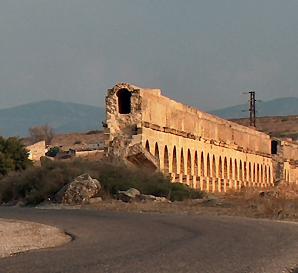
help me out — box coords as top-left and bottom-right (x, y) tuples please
(0, 218), (71, 258)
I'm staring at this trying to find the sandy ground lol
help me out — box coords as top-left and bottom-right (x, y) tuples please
(0, 218), (71, 258)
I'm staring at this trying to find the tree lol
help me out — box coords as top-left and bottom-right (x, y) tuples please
(0, 137), (32, 176)
(29, 124), (55, 145)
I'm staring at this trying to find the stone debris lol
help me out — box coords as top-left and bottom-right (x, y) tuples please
(139, 194), (170, 203)
(57, 174), (101, 205)
(117, 188), (171, 203)
(118, 188), (141, 202)
(126, 144), (159, 170)
(259, 190), (280, 198)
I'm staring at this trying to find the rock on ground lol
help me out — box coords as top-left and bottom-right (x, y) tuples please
(118, 188), (141, 202)
(0, 219), (71, 258)
(57, 174), (101, 205)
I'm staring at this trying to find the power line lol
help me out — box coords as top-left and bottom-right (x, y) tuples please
(248, 91), (256, 127)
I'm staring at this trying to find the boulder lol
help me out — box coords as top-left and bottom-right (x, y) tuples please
(118, 188), (141, 202)
(87, 197), (103, 204)
(59, 174), (101, 205)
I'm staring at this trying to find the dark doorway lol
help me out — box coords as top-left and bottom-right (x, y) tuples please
(271, 140), (278, 155)
(117, 89), (131, 114)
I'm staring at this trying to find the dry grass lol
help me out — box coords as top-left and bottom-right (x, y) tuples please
(85, 184), (298, 222)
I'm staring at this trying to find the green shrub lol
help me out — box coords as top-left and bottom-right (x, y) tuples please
(0, 137), (32, 176)
(0, 159), (204, 205)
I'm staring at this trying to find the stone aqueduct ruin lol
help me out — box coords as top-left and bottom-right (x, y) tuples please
(105, 83), (298, 192)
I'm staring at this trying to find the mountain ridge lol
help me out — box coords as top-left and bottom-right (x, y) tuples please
(1, 97), (297, 137)
(210, 97), (298, 119)
(0, 100), (105, 137)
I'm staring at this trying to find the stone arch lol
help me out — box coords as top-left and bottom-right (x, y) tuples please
(164, 146), (169, 174)
(207, 154), (211, 177)
(234, 159), (238, 180)
(224, 157), (228, 179)
(194, 151), (198, 176)
(229, 158), (233, 179)
(145, 140), (150, 152)
(117, 89), (131, 114)
(172, 146), (177, 174)
(261, 165), (264, 184)
(269, 166), (272, 183)
(154, 143), (160, 167)
(200, 152), (205, 176)
(180, 149), (185, 175)
(218, 157), (223, 179)
(187, 149), (192, 175)
(239, 160), (243, 181)
(212, 155), (216, 177)
(244, 162), (247, 181)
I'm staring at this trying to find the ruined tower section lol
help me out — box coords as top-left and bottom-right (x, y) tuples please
(105, 83), (142, 159)
(105, 83), (277, 192)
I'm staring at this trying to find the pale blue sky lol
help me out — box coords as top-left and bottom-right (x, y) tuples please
(0, 0), (298, 110)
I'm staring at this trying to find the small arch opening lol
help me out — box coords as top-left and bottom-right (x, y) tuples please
(117, 89), (132, 114)
(164, 146), (169, 174)
(187, 149), (192, 175)
(172, 147), (177, 174)
(145, 140), (150, 152)
(271, 140), (278, 155)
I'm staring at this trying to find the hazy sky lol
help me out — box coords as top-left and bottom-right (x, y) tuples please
(0, 0), (298, 111)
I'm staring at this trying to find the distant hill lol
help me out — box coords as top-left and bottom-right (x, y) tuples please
(0, 100), (105, 137)
(231, 115), (298, 141)
(210, 97), (298, 119)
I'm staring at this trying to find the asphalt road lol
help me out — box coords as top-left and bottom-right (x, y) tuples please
(0, 208), (298, 273)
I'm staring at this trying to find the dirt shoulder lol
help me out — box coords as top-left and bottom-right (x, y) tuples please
(0, 219), (71, 258)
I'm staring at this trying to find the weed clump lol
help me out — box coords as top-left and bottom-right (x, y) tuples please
(0, 159), (203, 205)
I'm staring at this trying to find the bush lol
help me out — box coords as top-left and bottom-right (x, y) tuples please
(0, 160), (204, 205)
(0, 137), (32, 176)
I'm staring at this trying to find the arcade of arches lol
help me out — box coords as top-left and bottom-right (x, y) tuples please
(105, 83), (298, 192)
(143, 130), (273, 192)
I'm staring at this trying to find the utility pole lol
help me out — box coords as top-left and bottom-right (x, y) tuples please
(249, 91), (256, 127)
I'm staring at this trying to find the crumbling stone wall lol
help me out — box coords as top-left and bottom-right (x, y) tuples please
(26, 140), (46, 165)
(105, 83), (297, 191)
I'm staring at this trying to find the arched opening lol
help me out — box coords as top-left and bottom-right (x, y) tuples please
(234, 159), (238, 180)
(224, 157), (228, 179)
(269, 167), (271, 183)
(187, 149), (192, 175)
(257, 164), (260, 183)
(239, 160), (243, 181)
(207, 154), (211, 177)
(264, 166), (268, 183)
(261, 165), (264, 183)
(212, 155), (216, 177)
(180, 149), (185, 175)
(249, 163), (252, 182)
(229, 159), (233, 179)
(145, 140), (150, 152)
(172, 146), (177, 174)
(244, 162), (247, 180)
(194, 151), (198, 176)
(218, 157), (223, 178)
(271, 140), (278, 155)
(164, 146), (169, 174)
(117, 89), (132, 114)
(253, 164), (256, 182)
(154, 143), (160, 167)
(200, 152), (205, 176)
